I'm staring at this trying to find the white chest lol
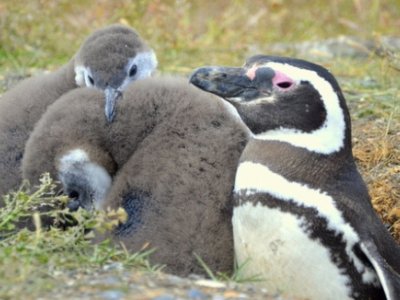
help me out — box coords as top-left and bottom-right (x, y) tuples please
(233, 202), (353, 300)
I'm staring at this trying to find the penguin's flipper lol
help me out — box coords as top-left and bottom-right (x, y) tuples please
(114, 189), (151, 236)
(360, 240), (400, 300)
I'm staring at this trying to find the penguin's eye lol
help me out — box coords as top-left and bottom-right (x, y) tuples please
(272, 70), (295, 91)
(87, 75), (95, 86)
(129, 64), (138, 77)
(276, 81), (293, 89)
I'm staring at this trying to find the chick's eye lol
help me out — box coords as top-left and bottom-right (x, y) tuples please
(129, 65), (137, 77)
(87, 75), (94, 86)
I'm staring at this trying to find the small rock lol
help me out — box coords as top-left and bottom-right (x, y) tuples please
(223, 290), (247, 298)
(187, 288), (207, 299)
(195, 279), (226, 289)
(91, 275), (120, 286)
(100, 290), (125, 300)
(153, 295), (176, 300)
(165, 274), (187, 286)
(103, 262), (124, 271)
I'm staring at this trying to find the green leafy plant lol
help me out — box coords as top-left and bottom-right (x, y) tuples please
(0, 174), (159, 298)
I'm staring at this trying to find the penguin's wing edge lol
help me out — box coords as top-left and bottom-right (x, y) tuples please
(360, 241), (400, 300)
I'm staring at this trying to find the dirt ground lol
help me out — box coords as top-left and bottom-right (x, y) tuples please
(33, 268), (290, 300)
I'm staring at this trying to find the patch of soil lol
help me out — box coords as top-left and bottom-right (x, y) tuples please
(35, 268), (296, 300)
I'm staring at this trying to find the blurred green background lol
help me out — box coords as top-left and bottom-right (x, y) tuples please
(0, 0), (399, 74)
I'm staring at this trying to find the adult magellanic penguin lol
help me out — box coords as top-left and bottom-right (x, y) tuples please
(190, 55), (400, 300)
(0, 24), (157, 199)
(22, 77), (250, 276)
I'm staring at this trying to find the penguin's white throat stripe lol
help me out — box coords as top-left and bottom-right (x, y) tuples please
(254, 62), (346, 155)
(235, 161), (378, 284)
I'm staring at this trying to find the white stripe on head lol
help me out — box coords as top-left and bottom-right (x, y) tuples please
(74, 65), (94, 87)
(59, 149), (111, 210)
(59, 149), (90, 167)
(235, 161), (378, 284)
(255, 62), (346, 155)
(132, 50), (158, 79)
(119, 50), (158, 91)
(75, 50), (157, 91)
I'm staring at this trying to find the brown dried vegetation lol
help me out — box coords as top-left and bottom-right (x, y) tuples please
(353, 118), (400, 242)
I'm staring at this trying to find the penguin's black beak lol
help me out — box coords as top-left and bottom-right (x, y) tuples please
(190, 66), (252, 98)
(66, 198), (82, 212)
(66, 190), (84, 212)
(190, 66), (276, 102)
(104, 87), (122, 122)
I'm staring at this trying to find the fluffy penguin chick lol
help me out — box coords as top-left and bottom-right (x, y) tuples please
(190, 55), (400, 300)
(0, 24), (157, 199)
(22, 77), (250, 276)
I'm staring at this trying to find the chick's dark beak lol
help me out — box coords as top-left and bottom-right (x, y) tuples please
(104, 87), (122, 122)
(67, 199), (82, 212)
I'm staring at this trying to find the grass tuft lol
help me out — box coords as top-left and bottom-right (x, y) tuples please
(0, 174), (158, 299)
(194, 253), (263, 284)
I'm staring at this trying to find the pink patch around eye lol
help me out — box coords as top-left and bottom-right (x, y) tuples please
(273, 70), (295, 90)
(245, 66), (258, 80)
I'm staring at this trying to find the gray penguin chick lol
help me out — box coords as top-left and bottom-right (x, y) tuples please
(22, 77), (250, 276)
(0, 24), (156, 199)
